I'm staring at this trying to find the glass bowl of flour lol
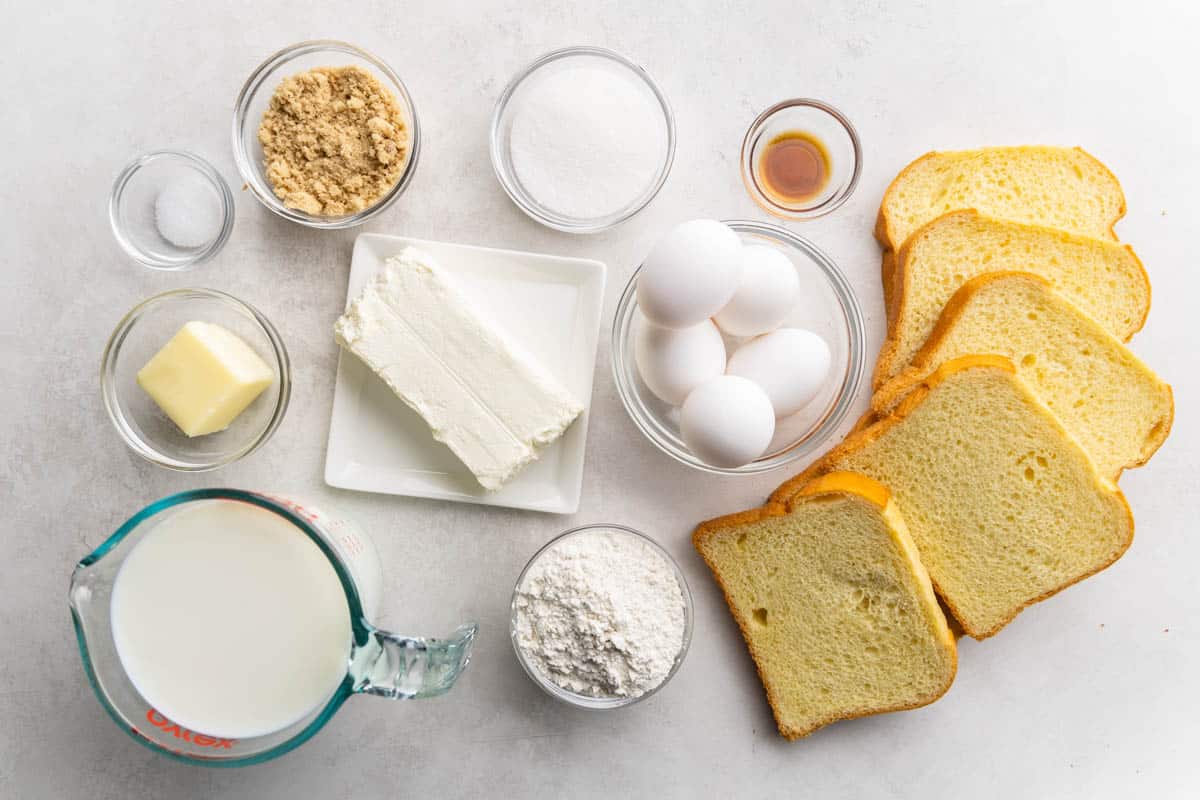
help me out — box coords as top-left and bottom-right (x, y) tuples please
(510, 524), (693, 709)
(490, 46), (675, 233)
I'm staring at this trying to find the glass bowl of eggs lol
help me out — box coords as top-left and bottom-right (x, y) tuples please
(611, 219), (866, 475)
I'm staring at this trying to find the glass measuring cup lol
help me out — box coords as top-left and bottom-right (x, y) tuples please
(69, 489), (477, 766)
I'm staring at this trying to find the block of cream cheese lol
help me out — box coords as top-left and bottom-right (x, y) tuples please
(136, 321), (275, 437)
(334, 247), (585, 491)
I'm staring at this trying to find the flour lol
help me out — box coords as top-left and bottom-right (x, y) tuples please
(514, 529), (686, 699)
(507, 65), (668, 219)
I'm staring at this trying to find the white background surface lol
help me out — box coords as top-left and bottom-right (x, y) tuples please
(3, 1), (1197, 797)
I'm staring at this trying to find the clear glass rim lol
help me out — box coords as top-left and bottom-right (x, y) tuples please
(108, 150), (236, 271)
(611, 219), (866, 475)
(509, 524), (694, 709)
(739, 98), (862, 220)
(231, 39), (422, 230)
(99, 288), (292, 471)
(69, 489), (370, 767)
(488, 45), (676, 234)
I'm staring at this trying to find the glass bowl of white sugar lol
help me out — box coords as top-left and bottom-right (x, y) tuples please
(109, 151), (235, 270)
(490, 46), (676, 233)
(510, 524), (693, 709)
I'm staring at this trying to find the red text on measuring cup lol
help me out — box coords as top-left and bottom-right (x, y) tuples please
(138, 708), (236, 749)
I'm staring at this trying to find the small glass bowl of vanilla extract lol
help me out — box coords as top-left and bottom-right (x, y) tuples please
(740, 98), (861, 219)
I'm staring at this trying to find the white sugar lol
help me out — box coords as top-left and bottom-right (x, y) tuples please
(508, 65), (668, 220)
(155, 175), (222, 249)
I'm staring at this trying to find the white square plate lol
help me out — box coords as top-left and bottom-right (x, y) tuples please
(324, 234), (606, 513)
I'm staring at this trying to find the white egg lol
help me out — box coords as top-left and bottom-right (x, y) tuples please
(727, 328), (832, 418)
(680, 376), (776, 468)
(713, 245), (800, 337)
(636, 219), (743, 329)
(634, 316), (726, 405)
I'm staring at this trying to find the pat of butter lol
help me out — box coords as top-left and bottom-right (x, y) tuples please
(137, 321), (274, 437)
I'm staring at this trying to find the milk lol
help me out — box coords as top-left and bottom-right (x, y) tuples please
(110, 500), (352, 739)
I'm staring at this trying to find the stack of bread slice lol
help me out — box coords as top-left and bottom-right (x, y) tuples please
(694, 146), (1174, 740)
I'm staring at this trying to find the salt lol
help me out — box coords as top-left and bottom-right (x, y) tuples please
(155, 175), (222, 249)
(508, 65), (668, 220)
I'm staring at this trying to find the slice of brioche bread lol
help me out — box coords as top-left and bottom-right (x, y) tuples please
(874, 210), (1150, 387)
(876, 146), (1125, 252)
(694, 472), (956, 740)
(873, 273), (1173, 481)
(771, 356), (1134, 639)
(876, 146), (1126, 306)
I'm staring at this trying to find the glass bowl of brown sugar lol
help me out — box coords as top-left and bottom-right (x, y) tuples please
(232, 40), (421, 230)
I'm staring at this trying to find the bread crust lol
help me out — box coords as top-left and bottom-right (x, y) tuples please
(768, 355), (1135, 639)
(876, 212), (898, 319)
(872, 218), (934, 391)
(796, 470), (891, 508)
(693, 471), (957, 740)
(871, 271), (1174, 478)
(880, 250), (898, 326)
(872, 209), (1152, 390)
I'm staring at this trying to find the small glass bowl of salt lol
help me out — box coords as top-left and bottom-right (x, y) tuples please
(491, 46), (676, 233)
(109, 150), (235, 270)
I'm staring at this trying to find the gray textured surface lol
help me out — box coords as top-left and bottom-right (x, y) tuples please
(3, 1), (1198, 797)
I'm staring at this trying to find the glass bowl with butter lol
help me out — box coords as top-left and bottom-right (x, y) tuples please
(101, 289), (291, 471)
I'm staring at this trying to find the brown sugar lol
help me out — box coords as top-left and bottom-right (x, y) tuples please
(258, 65), (409, 216)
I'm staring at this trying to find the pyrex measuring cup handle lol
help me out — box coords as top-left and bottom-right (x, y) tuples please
(352, 623), (478, 699)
